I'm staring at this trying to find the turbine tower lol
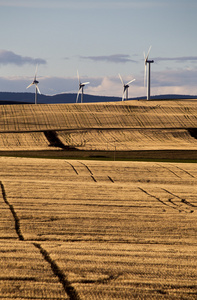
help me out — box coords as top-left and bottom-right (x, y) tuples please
(76, 70), (90, 103)
(119, 74), (135, 101)
(144, 46), (154, 100)
(26, 65), (41, 104)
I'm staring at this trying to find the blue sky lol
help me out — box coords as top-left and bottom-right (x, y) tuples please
(0, 0), (197, 98)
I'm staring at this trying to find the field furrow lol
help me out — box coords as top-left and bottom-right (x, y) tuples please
(0, 241), (68, 299)
(0, 101), (197, 133)
(0, 157), (196, 299)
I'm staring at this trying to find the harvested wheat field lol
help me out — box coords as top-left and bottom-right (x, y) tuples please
(0, 100), (197, 299)
(0, 157), (197, 299)
(0, 100), (197, 152)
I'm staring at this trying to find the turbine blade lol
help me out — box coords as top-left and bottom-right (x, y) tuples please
(26, 83), (34, 89)
(76, 90), (80, 103)
(126, 79), (136, 85)
(35, 84), (41, 94)
(119, 73), (124, 85)
(146, 45), (152, 60)
(82, 82), (90, 86)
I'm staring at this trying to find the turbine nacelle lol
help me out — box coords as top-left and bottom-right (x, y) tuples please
(124, 84), (129, 92)
(79, 82), (89, 89)
(33, 79), (39, 85)
(145, 59), (154, 65)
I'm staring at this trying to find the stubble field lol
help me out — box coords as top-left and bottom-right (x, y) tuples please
(0, 100), (197, 299)
(1, 100), (197, 153)
(0, 157), (196, 299)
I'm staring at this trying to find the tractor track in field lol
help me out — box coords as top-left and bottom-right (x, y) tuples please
(138, 187), (175, 211)
(0, 180), (81, 300)
(78, 161), (97, 182)
(65, 161), (79, 175)
(34, 243), (81, 300)
(171, 164), (196, 178)
(138, 187), (194, 213)
(77, 161), (93, 175)
(108, 175), (114, 183)
(65, 160), (115, 183)
(156, 164), (181, 178)
(0, 181), (24, 241)
(157, 163), (196, 179)
(77, 161), (115, 183)
(161, 188), (196, 209)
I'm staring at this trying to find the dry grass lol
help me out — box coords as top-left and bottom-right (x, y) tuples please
(0, 241), (67, 299)
(0, 156), (196, 299)
(0, 100), (197, 151)
(0, 100), (196, 132)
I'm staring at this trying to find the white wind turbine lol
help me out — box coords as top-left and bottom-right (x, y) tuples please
(144, 46), (154, 100)
(26, 65), (41, 104)
(119, 74), (135, 101)
(76, 70), (90, 103)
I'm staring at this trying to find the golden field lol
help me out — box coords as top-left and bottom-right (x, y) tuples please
(0, 100), (197, 151)
(0, 100), (197, 299)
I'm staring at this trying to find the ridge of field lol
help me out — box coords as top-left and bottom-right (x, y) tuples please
(0, 99), (197, 151)
(0, 157), (197, 299)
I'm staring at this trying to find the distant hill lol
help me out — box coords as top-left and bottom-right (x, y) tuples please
(0, 92), (196, 105)
(0, 92), (121, 104)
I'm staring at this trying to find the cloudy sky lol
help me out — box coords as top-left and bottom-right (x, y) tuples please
(0, 0), (197, 98)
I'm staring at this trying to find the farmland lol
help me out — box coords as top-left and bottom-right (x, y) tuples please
(0, 100), (197, 299)
(0, 100), (197, 155)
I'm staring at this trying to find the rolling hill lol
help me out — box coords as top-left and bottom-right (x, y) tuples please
(0, 99), (197, 160)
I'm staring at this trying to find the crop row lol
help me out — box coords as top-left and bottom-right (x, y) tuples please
(0, 157), (197, 299)
(58, 128), (197, 150)
(0, 128), (197, 151)
(1, 100), (197, 133)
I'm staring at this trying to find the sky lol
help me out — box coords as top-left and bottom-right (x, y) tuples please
(0, 0), (197, 98)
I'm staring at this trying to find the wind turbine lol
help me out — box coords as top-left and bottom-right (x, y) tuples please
(144, 46), (154, 100)
(26, 65), (41, 104)
(76, 70), (90, 103)
(119, 74), (135, 101)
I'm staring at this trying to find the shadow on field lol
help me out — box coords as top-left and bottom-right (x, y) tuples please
(1, 149), (197, 162)
(188, 128), (197, 139)
(44, 130), (77, 150)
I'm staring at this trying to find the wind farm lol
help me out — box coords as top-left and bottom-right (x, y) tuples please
(1, 46), (196, 105)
